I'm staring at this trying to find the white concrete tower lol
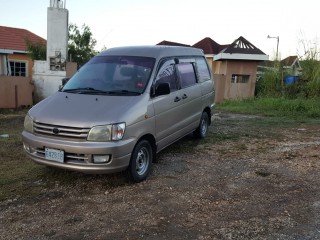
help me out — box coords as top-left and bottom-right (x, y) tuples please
(32, 0), (70, 100)
(47, 0), (68, 71)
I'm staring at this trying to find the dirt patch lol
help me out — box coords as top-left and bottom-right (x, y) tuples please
(1, 111), (320, 239)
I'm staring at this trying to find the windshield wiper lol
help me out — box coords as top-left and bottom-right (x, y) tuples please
(62, 88), (141, 95)
(63, 88), (109, 95)
(109, 90), (141, 95)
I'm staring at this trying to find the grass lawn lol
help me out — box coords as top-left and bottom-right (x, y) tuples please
(1, 101), (319, 202)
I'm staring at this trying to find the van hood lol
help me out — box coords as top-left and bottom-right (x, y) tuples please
(29, 92), (144, 128)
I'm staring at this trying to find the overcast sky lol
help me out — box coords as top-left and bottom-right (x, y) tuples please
(1, 0), (319, 59)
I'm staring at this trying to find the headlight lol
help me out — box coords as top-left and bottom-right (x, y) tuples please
(87, 123), (126, 141)
(24, 114), (33, 133)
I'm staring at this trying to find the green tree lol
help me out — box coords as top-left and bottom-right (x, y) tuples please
(68, 23), (98, 67)
(26, 39), (46, 60)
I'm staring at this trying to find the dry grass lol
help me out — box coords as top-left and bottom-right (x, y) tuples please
(0, 109), (130, 201)
(0, 109), (43, 200)
(1, 109), (319, 202)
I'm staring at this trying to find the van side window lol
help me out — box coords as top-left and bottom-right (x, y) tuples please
(176, 63), (197, 88)
(195, 57), (211, 82)
(155, 63), (178, 91)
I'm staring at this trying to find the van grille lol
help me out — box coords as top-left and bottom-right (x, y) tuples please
(31, 147), (90, 163)
(34, 122), (90, 139)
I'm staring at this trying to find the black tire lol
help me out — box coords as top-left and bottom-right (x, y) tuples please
(194, 112), (209, 138)
(126, 140), (152, 182)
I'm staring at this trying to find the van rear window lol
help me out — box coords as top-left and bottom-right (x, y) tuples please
(176, 63), (197, 88)
(196, 57), (211, 82)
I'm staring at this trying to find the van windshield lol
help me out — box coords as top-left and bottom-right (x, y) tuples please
(62, 56), (155, 95)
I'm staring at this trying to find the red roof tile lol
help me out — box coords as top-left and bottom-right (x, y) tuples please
(192, 37), (228, 54)
(156, 40), (190, 47)
(0, 26), (46, 52)
(156, 36), (266, 57)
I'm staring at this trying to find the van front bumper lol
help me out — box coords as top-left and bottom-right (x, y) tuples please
(22, 131), (136, 174)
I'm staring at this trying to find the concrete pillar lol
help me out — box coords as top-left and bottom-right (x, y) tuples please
(47, 1), (68, 71)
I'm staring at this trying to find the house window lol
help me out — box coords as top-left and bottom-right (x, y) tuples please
(231, 74), (250, 83)
(9, 61), (27, 77)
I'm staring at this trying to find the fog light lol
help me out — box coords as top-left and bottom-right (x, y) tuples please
(93, 155), (111, 164)
(23, 143), (30, 152)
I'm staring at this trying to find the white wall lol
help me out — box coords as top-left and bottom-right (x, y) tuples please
(33, 60), (66, 101)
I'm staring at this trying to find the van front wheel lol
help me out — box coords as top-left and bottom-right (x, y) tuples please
(126, 140), (152, 182)
(194, 112), (209, 138)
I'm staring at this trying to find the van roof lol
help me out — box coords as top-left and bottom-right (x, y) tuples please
(97, 45), (204, 59)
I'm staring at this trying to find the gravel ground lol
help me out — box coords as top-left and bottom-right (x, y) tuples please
(1, 112), (320, 240)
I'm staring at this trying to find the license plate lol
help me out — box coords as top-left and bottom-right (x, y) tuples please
(45, 148), (64, 163)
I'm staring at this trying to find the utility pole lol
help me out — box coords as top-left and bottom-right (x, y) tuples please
(267, 35), (279, 60)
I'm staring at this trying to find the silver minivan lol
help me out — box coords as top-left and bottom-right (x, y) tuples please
(22, 46), (215, 182)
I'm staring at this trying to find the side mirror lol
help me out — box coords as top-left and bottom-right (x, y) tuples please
(59, 77), (70, 91)
(62, 77), (70, 86)
(155, 82), (170, 96)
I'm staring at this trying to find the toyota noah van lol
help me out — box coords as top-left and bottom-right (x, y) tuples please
(22, 46), (215, 182)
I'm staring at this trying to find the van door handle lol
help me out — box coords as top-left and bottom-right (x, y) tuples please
(182, 94), (188, 99)
(174, 96), (181, 102)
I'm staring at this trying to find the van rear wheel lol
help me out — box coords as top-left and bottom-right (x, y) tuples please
(194, 112), (209, 138)
(126, 140), (152, 182)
